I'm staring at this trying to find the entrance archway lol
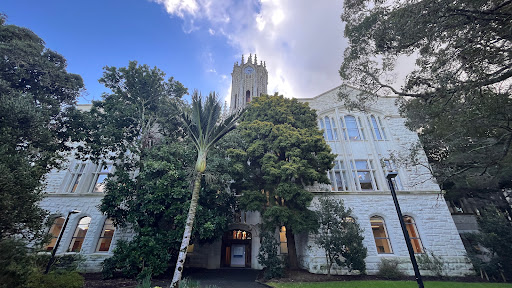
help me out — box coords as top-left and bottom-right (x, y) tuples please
(221, 229), (252, 268)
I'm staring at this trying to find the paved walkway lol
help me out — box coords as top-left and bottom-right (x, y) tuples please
(183, 268), (267, 288)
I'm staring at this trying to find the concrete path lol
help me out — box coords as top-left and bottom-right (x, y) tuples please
(183, 268), (267, 288)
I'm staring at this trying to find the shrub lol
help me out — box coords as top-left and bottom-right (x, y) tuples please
(376, 258), (405, 279)
(35, 253), (85, 273)
(26, 271), (84, 288)
(315, 197), (367, 275)
(257, 229), (284, 280)
(416, 250), (444, 277)
(0, 238), (34, 288)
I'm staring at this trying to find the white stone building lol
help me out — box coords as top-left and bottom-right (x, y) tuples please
(39, 55), (472, 276)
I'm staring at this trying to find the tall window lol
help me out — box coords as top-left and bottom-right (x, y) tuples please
(371, 216), (392, 254)
(96, 218), (115, 252)
(383, 160), (404, 190)
(66, 163), (86, 193)
(45, 216), (65, 251)
(69, 217), (91, 252)
(279, 226), (288, 254)
(404, 216), (424, 253)
(90, 163), (113, 193)
(369, 115), (387, 140)
(351, 160), (379, 191)
(329, 160), (349, 191)
(246, 90), (251, 103)
(342, 115), (364, 140)
(324, 116), (333, 140)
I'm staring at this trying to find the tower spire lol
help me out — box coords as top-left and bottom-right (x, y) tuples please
(241, 54), (244, 64)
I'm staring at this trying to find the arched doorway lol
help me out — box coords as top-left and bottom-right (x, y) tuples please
(221, 229), (252, 268)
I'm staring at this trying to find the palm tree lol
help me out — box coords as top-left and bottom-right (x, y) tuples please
(170, 91), (242, 288)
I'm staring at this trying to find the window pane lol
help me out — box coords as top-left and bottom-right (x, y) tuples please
(355, 160), (369, 170)
(371, 217), (392, 254)
(358, 172), (373, 190)
(45, 217), (65, 251)
(324, 117), (333, 140)
(404, 216), (424, 253)
(96, 219), (115, 252)
(69, 217), (91, 252)
(371, 116), (382, 140)
(93, 174), (108, 193)
(345, 116), (361, 140)
(280, 226), (288, 254)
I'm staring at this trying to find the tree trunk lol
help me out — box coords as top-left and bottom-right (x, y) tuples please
(285, 227), (299, 269)
(170, 172), (202, 288)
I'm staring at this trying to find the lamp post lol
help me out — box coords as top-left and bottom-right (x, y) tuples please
(44, 210), (81, 274)
(386, 172), (424, 288)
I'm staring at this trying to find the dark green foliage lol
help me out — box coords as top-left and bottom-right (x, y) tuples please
(258, 229), (284, 280)
(100, 141), (235, 278)
(466, 208), (512, 281)
(35, 253), (84, 273)
(315, 197), (367, 275)
(0, 239), (34, 288)
(26, 271), (84, 288)
(231, 94), (335, 268)
(89, 63), (236, 280)
(0, 15), (85, 240)
(376, 259), (405, 280)
(0, 238), (84, 288)
(339, 0), (512, 190)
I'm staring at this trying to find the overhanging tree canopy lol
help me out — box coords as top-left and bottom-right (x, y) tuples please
(339, 0), (512, 189)
(0, 15), (85, 240)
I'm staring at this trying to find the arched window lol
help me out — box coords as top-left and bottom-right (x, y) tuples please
(96, 218), (115, 252)
(45, 216), (65, 251)
(246, 90), (251, 103)
(69, 216), (91, 252)
(343, 115), (363, 140)
(234, 94), (238, 109)
(404, 216), (424, 253)
(324, 116), (334, 140)
(279, 226), (288, 254)
(369, 115), (387, 140)
(370, 216), (392, 254)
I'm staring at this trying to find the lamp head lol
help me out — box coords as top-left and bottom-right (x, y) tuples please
(386, 172), (398, 180)
(70, 210), (81, 214)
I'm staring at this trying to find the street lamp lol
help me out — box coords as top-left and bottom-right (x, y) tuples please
(386, 172), (424, 288)
(44, 210), (81, 274)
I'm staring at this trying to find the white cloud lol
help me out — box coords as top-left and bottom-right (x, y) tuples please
(151, 0), (347, 100)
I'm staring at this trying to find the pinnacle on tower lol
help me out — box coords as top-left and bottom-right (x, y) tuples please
(254, 54), (257, 64)
(248, 53), (252, 64)
(241, 55), (244, 64)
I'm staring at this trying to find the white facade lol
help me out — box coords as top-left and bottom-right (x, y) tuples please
(38, 57), (472, 276)
(295, 87), (472, 276)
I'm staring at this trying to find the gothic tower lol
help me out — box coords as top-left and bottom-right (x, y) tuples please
(230, 54), (268, 111)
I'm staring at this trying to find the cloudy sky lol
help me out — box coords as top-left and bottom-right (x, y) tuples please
(2, 0), (346, 104)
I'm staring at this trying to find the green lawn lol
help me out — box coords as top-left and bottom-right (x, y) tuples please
(267, 281), (512, 288)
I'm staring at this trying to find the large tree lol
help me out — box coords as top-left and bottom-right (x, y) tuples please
(339, 0), (512, 190)
(85, 63), (235, 280)
(0, 15), (85, 240)
(230, 94), (334, 269)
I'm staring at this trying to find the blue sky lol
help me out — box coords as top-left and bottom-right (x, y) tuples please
(2, 0), (346, 104)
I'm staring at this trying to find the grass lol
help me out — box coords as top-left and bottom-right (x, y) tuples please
(267, 281), (512, 288)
